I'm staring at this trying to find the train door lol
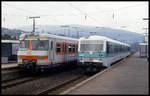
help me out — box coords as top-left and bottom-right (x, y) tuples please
(49, 40), (54, 63)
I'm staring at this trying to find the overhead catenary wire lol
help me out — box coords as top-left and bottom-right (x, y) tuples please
(66, 3), (144, 26)
(2, 3), (37, 15)
(2, 3), (65, 24)
(85, 3), (147, 14)
(67, 3), (106, 26)
(2, 2), (148, 32)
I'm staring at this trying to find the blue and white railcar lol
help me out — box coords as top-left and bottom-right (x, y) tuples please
(78, 35), (130, 72)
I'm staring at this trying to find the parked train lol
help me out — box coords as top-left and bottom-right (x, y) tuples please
(17, 33), (78, 71)
(78, 35), (131, 72)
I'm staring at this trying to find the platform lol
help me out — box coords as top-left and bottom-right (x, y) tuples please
(2, 63), (18, 69)
(62, 52), (149, 94)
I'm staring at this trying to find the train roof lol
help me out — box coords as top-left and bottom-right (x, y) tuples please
(19, 33), (78, 41)
(79, 35), (130, 47)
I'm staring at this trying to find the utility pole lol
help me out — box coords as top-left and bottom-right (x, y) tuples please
(142, 18), (149, 58)
(72, 27), (80, 39)
(142, 28), (148, 42)
(61, 25), (69, 37)
(142, 18), (149, 43)
(29, 16), (40, 34)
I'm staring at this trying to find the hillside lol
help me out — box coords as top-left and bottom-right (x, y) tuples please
(17, 24), (144, 44)
(2, 24), (144, 45)
(2, 27), (29, 37)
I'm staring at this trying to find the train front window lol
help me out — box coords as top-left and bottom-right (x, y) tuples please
(31, 40), (49, 51)
(19, 40), (29, 50)
(80, 44), (103, 52)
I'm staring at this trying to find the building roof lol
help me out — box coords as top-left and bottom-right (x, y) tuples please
(139, 42), (148, 45)
(1, 40), (19, 43)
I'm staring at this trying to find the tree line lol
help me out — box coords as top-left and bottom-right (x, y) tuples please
(2, 34), (18, 40)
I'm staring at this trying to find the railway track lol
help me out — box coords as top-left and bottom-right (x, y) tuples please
(2, 54), (132, 95)
(33, 67), (108, 95)
(34, 75), (88, 95)
(2, 75), (39, 89)
(1, 67), (28, 82)
(2, 68), (55, 89)
(2, 67), (19, 74)
(2, 67), (88, 95)
(2, 69), (65, 89)
(39, 54), (132, 95)
(1, 64), (81, 93)
(60, 54), (133, 94)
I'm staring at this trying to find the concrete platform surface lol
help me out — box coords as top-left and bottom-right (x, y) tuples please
(63, 53), (149, 95)
(2, 63), (18, 69)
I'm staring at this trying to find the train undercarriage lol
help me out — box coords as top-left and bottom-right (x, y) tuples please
(79, 62), (104, 73)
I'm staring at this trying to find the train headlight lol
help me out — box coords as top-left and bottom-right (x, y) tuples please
(81, 60), (84, 63)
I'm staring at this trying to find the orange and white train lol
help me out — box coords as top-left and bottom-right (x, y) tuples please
(17, 33), (78, 71)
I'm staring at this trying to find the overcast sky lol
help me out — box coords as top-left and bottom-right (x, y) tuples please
(2, 1), (148, 34)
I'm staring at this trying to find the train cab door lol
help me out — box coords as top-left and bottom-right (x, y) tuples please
(49, 40), (54, 63)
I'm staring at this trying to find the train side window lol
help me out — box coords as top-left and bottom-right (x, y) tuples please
(68, 45), (72, 53)
(108, 44), (113, 54)
(128, 47), (130, 51)
(56, 44), (61, 53)
(107, 42), (114, 54)
(73, 45), (75, 53)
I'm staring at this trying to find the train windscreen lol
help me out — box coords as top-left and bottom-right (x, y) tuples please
(19, 40), (29, 50)
(80, 44), (103, 52)
(31, 40), (49, 51)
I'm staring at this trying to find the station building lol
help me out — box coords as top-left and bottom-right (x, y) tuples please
(1, 40), (19, 64)
(139, 32), (149, 58)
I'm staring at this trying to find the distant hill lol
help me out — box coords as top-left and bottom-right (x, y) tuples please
(17, 24), (144, 44)
(2, 24), (144, 44)
(2, 27), (29, 37)
(2, 25), (144, 51)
